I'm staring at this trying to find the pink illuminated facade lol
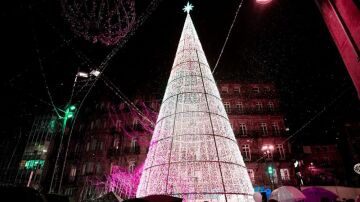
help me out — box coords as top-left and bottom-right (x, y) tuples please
(62, 98), (158, 201)
(315, 0), (360, 98)
(136, 13), (255, 201)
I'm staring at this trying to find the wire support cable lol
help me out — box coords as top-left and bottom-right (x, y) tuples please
(212, 0), (245, 74)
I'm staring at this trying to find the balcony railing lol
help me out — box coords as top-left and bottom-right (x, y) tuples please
(108, 146), (141, 157)
(234, 130), (286, 138)
(225, 108), (280, 115)
(220, 92), (277, 99)
(241, 153), (291, 162)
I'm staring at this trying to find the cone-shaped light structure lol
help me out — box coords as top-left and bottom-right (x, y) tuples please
(137, 12), (255, 202)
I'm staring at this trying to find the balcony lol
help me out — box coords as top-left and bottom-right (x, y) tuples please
(235, 130), (286, 138)
(108, 146), (141, 157)
(225, 108), (280, 115)
(220, 91), (277, 99)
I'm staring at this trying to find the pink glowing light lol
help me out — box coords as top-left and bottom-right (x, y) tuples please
(261, 144), (274, 151)
(106, 164), (144, 198)
(256, 0), (272, 5)
(61, 0), (136, 46)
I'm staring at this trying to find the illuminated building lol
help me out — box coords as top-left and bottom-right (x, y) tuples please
(14, 115), (58, 189)
(219, 82), (294, 199)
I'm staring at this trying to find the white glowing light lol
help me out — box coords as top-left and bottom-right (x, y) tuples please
(183, 2), (193, 14)
(90, 69), (101, 77)
(137, 12), (254, 202)
(77, 72), (89, 78)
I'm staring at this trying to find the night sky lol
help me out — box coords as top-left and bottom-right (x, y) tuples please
(1, 0), (359, 143)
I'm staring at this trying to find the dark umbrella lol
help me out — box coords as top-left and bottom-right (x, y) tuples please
(124, 195), (182, 202)
(302, 187), (338, 202)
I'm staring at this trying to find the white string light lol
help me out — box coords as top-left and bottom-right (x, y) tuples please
(137, 12), (255, 202)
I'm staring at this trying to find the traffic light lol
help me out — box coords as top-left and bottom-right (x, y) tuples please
(267, 166), (273, 175)
(65, 105), (76, 119)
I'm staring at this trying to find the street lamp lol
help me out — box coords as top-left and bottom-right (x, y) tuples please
(261, 144), (274, 158)
(262, 144), (275, 189)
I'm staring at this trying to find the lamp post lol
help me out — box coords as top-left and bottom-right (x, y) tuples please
(48, 105), (76, 193)
(262, 144), (275, 190)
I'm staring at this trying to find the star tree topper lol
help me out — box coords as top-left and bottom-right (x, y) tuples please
(183, 2), (193, 14)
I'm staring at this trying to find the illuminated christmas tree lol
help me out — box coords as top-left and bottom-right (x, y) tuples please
(137, 3), (255, 201)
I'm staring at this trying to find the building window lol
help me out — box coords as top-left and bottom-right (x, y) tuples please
(224, 102), (231, 113)
(234, 87), (241, 94)
(113, 139), (119, 149)
(260, 123), (268, 135)
(65, 188), (75, 196)
(280, 168), (290, 181)
(79, 124), (84, 132)
(230, 121), (234, 130)
(252, 87), (260, 94)
(268, 102), (275, 112)
(115, 120), (122, 131)
(276, 144), (286, 160)
(95, 119), (101, 128)
(91, 139), (97, 151)
(128, 160), (135, 173)
(86, 162), (94, 174)
(86, 142), (90, 151)
(272, 123), (280, 135)
(133, 119), (140, 130)
(130, 138), (139, 154)
(236, 102), (244, 113)
(239, 123), (247, 136)
(248, 169), (255, 183)
(96, 163), (102, 174)
(69, 166), (76, 181)
(256, 102), (263, 112)
(98, 141), (104, 151)
(272, 169), (279, 184)
(221, 86), (228, 94)
(74, 143), (79, 153)
(241, 145), (251, 161)
(81, 164), (86, 175)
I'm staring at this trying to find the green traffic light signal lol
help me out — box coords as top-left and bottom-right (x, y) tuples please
(268, 166), (273, 174)
(65, 105), (76, 119)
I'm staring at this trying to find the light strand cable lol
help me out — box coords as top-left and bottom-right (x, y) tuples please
(100, 75), (155, 126)
(31, 21), (62, 118)
(212, 0), (244, 74)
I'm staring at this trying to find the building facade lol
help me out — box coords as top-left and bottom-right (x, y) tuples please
(60, 82), (293, 201)
(14, 115), (58, 190)
(219, 82), (295, 193)
(62, 98), (159, 201)
(299, 144), (345, 186)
